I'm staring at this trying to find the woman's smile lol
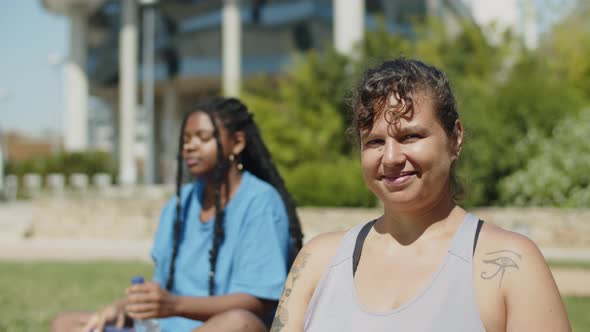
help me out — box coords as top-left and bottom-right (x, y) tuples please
(381, 171), (417, 188)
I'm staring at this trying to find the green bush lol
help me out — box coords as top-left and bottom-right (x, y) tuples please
(5, 151), (117, 184)
(245, 12), (590, 207)
(499, 108), (590, 207)
(283, 158), (377, 207)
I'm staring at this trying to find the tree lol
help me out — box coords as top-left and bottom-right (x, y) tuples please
(499, 108), (590, 207)
(541, 0), (590, 97)
(244, 14), (590, 207)
(244, 49), (352, 168)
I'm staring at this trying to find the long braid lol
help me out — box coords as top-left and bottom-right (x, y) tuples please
(209, 98), (304, 263)
(205, 111), (228, 296)
(166, 113), (191, 291)
(240, 122), (303, 262)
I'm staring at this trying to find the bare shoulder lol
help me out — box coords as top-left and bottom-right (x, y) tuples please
(295, 230), (348, 282)
(303, 230), (348, 258)
(473, 222), (570, 330)
(476, 223), (545, 268)
(475, 222), (554, 291)
(270, 230), (349, 332)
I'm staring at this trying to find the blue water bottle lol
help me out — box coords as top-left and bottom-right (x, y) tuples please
(131, 276), (161, 332)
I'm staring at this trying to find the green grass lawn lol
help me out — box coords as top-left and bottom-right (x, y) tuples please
(0, 261), (152, 332)
(548, 259), (590, 270)
(564, 296), (590, 332)
(0, 261), (588, 331)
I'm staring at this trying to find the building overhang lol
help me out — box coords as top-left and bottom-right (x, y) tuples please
(42, 0), (106, 16)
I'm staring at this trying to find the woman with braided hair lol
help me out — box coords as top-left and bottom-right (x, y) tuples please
(52, 97), (303, 332)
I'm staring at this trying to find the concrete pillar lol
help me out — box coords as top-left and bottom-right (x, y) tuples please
(160, 83), (178, 184)
(64, 12), (89, 151)
(23, 173), (42, 197)
(4, 174), (17, 201)
(118, 0), (138, 186)
(0, 145), (4, 194)
(47, 173), (65, 195)
(333, 0), (364, 57)
(70, 173), (89, 191)
(222, 0), (241, 97)
(93, 172), (113, 189)
(142, 2), (157, 184)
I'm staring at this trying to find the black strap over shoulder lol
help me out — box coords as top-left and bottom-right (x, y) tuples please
(352, 220), (377, 277)
(473, 219), (485, 256)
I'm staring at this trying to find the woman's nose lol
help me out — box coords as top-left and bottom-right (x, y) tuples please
(183, 137), (200, 151)
(382, 139), (405, 167)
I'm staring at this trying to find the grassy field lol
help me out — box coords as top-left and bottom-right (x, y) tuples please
(548, 259), (590, 270)
(565, 296), (590, 332)
(0, 261), (588, 331)
(0, 261), (152, 332)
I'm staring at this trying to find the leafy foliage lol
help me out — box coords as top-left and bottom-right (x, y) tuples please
(499, 108), (590, 207)
(245, 5), (590, 207)
(283, 157), (376, 207)
(541, 1), (590, 96)
(457, 54), (586, 205)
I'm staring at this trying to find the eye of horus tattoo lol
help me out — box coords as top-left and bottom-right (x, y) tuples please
(480, 249), (522, 288)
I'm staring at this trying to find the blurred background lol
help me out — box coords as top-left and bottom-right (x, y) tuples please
(0, 0), (589, 331)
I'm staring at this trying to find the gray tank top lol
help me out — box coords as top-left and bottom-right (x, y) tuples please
(303, 213), (486, 331)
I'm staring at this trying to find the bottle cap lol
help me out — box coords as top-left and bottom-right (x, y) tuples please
(131, 276), (145, 285)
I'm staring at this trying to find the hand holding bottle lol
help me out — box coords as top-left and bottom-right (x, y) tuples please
(126, 276), (176, 331)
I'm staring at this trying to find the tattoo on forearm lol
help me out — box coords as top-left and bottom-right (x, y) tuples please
(290, 252), (310, 285)
(481, 249), (522, 288)
(270, 252), (311, 332)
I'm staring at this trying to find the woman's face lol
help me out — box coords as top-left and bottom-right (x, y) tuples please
(359, 93), (462, 212)
(181, 112), (243, 177)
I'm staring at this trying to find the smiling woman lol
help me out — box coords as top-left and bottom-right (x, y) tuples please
(270, 58), (571, 332)
(358, 92), (462, 213)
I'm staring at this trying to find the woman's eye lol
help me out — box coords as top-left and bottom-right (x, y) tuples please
(402, 134), (421, 142)
(365, 139), (384, 146)
(199, 132), (213, 141)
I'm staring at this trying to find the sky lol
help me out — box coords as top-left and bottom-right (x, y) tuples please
(0, 0), (67, 136)
(0, 0), (577, 137)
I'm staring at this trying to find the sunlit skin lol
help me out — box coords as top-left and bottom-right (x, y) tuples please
(181, 112), (246, 220)
(360, 93), (462, 223)
(182, 113), (220, 178)
(182, 112), (244, 179)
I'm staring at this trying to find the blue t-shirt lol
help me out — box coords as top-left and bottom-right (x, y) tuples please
(150, 171), (291, 331)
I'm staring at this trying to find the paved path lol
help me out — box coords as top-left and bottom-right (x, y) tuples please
(552, 269), (590, 296)
(1, 237), (589, 296)
(2, 237), (589, 262)
(0, 238), (152, 261)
